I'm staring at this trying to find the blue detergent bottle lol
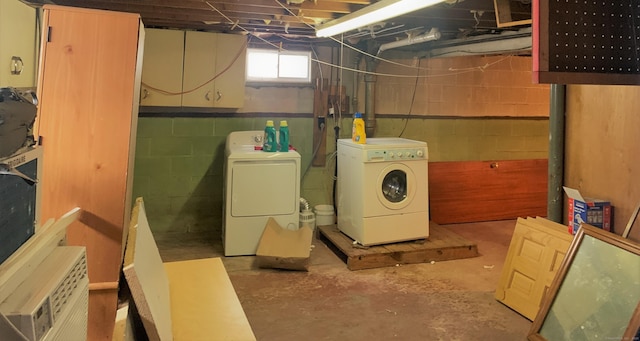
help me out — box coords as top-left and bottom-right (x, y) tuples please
(263, 120), (277, 152)
(278, 120), (289, 152)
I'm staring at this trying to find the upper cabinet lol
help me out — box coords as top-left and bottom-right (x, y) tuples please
(140, 28), (184, 106)
(141, 29), (247, 108)
(0, 0), (37, 88)
(182, 31), (247, 109)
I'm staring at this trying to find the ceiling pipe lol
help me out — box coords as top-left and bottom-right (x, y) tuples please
(377, 28), (442, 55)
(424, 27), (532, 57)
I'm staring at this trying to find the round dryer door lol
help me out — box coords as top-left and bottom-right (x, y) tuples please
(377, 163), (416, 210)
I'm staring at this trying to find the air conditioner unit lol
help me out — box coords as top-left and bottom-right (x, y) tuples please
(0, 246), (88, 341)
(0, 147), (42, 264)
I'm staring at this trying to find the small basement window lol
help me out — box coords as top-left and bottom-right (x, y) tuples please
(246, 48), (311, 84)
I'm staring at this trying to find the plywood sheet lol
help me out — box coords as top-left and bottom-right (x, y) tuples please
(565, 85), (640, 242)
(36, 5), (143, 340)
(164, 258), (256, 341)
(123, 198), (172, 341)
(429, 159), (548, 224)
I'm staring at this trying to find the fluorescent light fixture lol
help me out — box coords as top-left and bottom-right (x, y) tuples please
(315, 0), (447, 37)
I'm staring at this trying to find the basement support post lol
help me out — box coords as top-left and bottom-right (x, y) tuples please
(363, 43), (378, 137)
(547, 84), (566, 222)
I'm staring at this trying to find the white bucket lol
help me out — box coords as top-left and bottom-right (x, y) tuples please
(299, 209), (316, 231)
(314, 204), (335, 226)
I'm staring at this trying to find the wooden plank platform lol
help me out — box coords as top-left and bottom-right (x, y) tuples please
(318, 223), (479, 271)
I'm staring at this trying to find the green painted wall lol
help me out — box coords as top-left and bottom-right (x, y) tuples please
(132, 116), (548, 233)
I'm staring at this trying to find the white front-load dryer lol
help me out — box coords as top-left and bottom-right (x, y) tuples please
(337, 138), (429, 246)
(223, 131), (300, 256)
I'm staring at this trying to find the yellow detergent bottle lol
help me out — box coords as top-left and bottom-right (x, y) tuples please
(352, 112), (366, 144)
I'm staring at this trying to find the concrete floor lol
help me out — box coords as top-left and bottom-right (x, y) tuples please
(155, 220), (532, 341)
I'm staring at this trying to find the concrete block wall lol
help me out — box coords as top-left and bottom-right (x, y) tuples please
(133, 55), (551, 234)
(133, 116), (316, 233)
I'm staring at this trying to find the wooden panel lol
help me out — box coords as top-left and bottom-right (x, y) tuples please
(428, 159), (548, 224)
(123, 198), (173, 341)
(312, 78), (328, 166)
(318, 223), (478, 270)
(493, 0), (532, 28)
(565, 85), (640, 241)
(495, 217), (572, 320)
(164, 258), (257, 341)
(36, 5), (142, 340)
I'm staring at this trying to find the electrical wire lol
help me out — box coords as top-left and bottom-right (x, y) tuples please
(398, 58), (422, 137)
(201, 0), (525, 82)
(310, 46), (323, 90)
(301, 123), (326, 181)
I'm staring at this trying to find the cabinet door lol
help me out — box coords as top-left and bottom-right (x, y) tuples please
(214, 33), (246, 108)
(182, 31), (246, 108)
(140, 28), (184, 106)
(0, 0), (36, 87)
(37, 5), (142, 340)
(182, 30), (217, 107)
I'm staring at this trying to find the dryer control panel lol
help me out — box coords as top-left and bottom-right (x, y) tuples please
(366, 148), (426, 162)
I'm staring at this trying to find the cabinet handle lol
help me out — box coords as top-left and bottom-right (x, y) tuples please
(10, 56), (23, 75)
(142, 88), (148, 99)
(216, 90), (222, 102)
(205, 90), (211, 101)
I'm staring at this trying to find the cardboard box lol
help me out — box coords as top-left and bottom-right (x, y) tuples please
(256, 218), (313, 271)
(563, 187), (612, 234)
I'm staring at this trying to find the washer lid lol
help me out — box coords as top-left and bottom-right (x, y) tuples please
(228, 147), (301, 160)
(338, 138), (426, 149)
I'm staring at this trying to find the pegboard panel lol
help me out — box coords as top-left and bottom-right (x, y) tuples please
(533, 0), (640, 85)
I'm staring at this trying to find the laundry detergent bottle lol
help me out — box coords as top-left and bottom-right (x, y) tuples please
(352, 112), (366, 144)
(278, 120), (289, 152)
(263, 120), (277, 152)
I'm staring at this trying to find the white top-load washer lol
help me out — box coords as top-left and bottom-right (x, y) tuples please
(337, 138), (429, 246)
(223, 130), (300, 256)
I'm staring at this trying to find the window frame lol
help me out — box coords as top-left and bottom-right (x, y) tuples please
(245, 48), (312, 84)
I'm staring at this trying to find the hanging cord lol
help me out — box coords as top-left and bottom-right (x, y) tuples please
(398, 58), (422, 137)
(332, 123), (340, 213)
(301, 123), (326, 181)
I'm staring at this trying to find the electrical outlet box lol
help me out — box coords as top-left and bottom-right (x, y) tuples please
(318, 116), (326, 130)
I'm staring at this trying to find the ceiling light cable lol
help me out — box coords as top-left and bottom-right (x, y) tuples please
(205, 1), (282, 50)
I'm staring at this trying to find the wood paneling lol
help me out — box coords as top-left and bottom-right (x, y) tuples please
(565, 85), (640, 242)
(36, 5), (142, 340)
(429, 159), (548, 224)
